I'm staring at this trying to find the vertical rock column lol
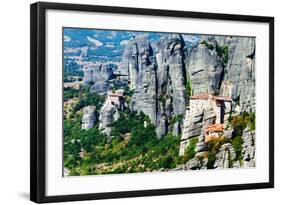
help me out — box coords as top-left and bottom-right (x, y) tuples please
(124, 35), (158, 125)
(220, 37), (256, 112)
(81, 105), (97, 130)
(241, 127), (255, 168)
(155, 34), (187, 137)
(185, 41), (224, 95)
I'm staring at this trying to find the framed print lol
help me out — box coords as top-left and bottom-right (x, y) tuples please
(30, 1), (274, 203)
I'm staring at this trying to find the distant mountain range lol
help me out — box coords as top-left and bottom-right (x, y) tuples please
(63, 28), (199, 62)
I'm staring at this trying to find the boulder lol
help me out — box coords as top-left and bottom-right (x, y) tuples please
(184, 155), (208, 170)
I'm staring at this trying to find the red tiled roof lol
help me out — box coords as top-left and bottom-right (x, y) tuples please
(205, 124), (224, 133)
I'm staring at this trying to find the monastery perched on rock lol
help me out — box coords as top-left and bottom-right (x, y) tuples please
(189, 93), (232, 124)
(179, 93), (232, 156)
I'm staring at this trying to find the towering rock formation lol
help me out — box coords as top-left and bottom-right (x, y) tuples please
(82, 63), (115, 95)
(189, 36), (256, 113)
(82, 33), (256, 163)
(83, 63), (115, 85)
(99, 99), (118, 131)
(123, 35), (158, 125)
(221, 37), (255, 112)
(185, 39), (224, 95)
(98, 90), (124, 136)
(179, 36), (255, 157)
(158, 34), (187, 115)
(122, 35), (154, 90)
(155, 34), (187, 137)
(81, 106), (97, 130)
(122, 34), (188, 138)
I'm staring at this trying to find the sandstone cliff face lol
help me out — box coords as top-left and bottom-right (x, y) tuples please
(186, 43), (224, 95)
(123, 34), (188, 137)
(155, 34), (187, 137)
(81, 105), (97, 130)
(220, 37), (255, 112)
(187, 36), (255, 113)
(214, 143), (236, 169)
(82, 64), (115, 95)
(156, 34), (187, 116)
(120, 34), (255, 140)
(123, 35), (158, 125)
(122, 35), (153, 90)
(178, 36), (255, 157)
(83, 64), (115, 86)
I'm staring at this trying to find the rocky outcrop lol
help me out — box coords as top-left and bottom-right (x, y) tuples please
(121, 34), (186, 138)
(214, 143), (236, 169)
(179, 106), (216, 155)
(83, 64), (119, 95)
(122, 35), (153, 90)
(185, 41), (224, 95)
(123, 35), (158, 125)
(82, 64), (115, 95)
(195, 134), (207, 152)
(173, 152), (208, 171)
(241, 127), (256, 168)
(83, 63), (115, 86)
(158, 34), (187, 115)
(99, 96), (120, 134)
(81, 106), (97, 130)
(131, 63), (157, 124)
(122, 34), (188, 138)
(185, 156), (208, 170)
(155, 34), (187, 137)
(220, 37), (255, 112)
(193, 36), (255, 113)
(90, 81), (110, 95)
(98, 90), (125, 136)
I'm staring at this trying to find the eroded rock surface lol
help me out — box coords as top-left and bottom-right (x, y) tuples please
(241, 127), (256, 168)
(81, 106), (97, 130)
(214, 143), (236, 169)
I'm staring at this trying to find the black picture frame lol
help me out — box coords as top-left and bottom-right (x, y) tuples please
(30, 1), (274, 203)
